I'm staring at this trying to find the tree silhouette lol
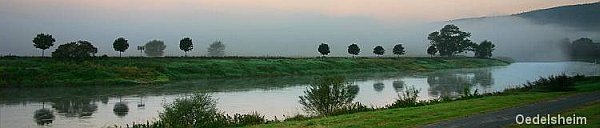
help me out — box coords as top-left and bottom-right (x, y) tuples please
(347, 43), (360, 57)
(144, 40), (166, 57)
(392, 44), (406, 57)
(52, 40), (98, 58)
(318, 43), (330, 57)
(373, 46), (385, 56)
(474, 40), (495, 58)
(207, 41), (225, 57)
(427, 45), (437, 57)
(427, 24), (475, 56)
(113, 37), (129, 57)
(179, 37), (193, 57)
(32, 33), (56, 57)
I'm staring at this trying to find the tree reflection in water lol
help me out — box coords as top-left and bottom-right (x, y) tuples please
(373, 82), (385, 92)
(427, 69), (494, 98)
(392, 80), (405, 92)
(113, 97), (129, 117)
(49, 97), (98, 118)
(299, 76), (360, 116)
(33, 102), (54, 125)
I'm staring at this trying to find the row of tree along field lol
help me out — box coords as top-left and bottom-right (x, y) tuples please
(30, 24), (495, 59)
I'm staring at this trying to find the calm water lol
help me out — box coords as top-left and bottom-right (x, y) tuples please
(1, 62), (599, 128)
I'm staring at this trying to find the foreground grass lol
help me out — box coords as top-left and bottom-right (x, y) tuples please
(252, 92), (567, 128)
(510, 101), (600, 128)
(0, 57), (509, 87)
(509, 80), (600, 128)
(253, 79), (600, 128)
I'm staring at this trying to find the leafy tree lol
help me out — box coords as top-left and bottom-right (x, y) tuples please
(32, 33), (56, 57)
(347, 43), (360, 57)
(144, 40), (167, 57)
(112, 37), (129, 57)
(373, 46), (385, 56)
(474, 40), (495, 58)
(179, 37), (193, 57)
(207, 41), (225, 57)
(427, 24), (475, 56)
(427, 45), (437, 57)
(392, 44), (406, 56)
(52, 40), (98, 58)
(318, 43), (330, 57)
(571, 38), (597, 57)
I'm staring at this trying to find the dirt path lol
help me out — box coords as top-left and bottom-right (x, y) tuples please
(423, 92), (600, 128)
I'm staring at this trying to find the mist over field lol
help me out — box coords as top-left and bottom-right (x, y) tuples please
(1, 0), (598, 61)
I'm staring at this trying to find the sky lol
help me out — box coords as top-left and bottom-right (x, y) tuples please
(0, 0), (598, 57)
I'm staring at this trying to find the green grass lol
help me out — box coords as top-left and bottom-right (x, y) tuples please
(251, 92), (567, 128)
(250, 78), (600, 128)
(0, 57), (509, 87)
(509, 101), (600, 128)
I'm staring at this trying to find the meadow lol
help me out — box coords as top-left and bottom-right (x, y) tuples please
(0, 56), (509, 87)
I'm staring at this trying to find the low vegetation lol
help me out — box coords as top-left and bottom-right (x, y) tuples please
(109, 74), (599, 128)
(0, 57), (508, 87)
(116, 93), (267, 128)
(251, 75), (600, 128)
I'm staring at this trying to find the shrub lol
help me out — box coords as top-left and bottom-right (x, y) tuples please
(387, 86), (421, 108)
(506, 74), (584, 92)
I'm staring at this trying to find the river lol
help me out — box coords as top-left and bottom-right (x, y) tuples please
(1, 62), (599, 128)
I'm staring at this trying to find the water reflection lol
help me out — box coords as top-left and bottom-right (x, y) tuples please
(49, 98), (98, 118)
(392, 80), (405, 92)
(426, 68), (494, 98)
(373, 82), (385, 92)
(113, 97), (129, 117)
(33, 102), (54, 125)
(298, 76), (359, 116)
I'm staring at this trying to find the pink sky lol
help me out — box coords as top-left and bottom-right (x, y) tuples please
(18, 0), (595, 23)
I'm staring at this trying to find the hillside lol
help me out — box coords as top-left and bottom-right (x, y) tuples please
(450, 2), (600, 31)
(514, 2), (600, 31)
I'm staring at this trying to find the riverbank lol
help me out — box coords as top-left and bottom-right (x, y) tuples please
(252, 77), (600, 128)
(0, 57), (509, 87)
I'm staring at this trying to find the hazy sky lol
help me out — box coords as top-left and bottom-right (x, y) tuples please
(1, 0), (598, 57)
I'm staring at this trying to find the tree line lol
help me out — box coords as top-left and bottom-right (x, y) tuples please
(317, 24), (495, 58)
(32, 34), (226, 58)
(31, 24), (495, 59)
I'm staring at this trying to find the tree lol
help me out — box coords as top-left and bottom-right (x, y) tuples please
(474, 40), (495, 58)
(392, 44), (406, 56)
(207, 41), (225, 57)
(571, 38), (596, 57)
(347, 43), (360, 57)
(427, 45), (437, 57)
(427, 24), (475, 57)
(373, 46), (385, 56)
(112, 37), (129, 57)
(144, 40), (166, 57)
(52, 40), (98, 58)
(318, 43), (330, 57)
(33, 33), (56, 57)
(179, 37), (193, 57)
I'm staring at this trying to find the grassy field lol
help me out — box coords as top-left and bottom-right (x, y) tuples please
(250, 79), (600, 128)
(509, 80), (600, 128)
(0, 57), (509, 87)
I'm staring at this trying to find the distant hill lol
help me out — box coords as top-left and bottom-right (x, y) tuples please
(451, 2), (600, 31)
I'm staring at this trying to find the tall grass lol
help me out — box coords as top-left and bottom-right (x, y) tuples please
(505, 74), (585, 92)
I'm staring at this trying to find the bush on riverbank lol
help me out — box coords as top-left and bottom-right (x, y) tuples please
(505, 74), (585, 92)
(0, 57), (509, 87)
